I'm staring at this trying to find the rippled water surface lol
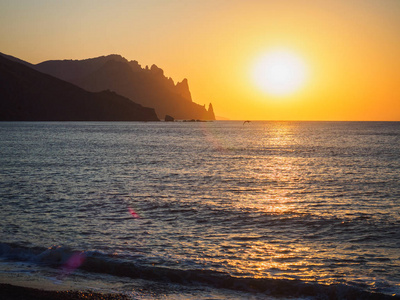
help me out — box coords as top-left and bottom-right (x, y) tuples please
(1, 121), (399, 298)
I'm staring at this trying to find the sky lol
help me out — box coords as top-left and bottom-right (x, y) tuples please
(1, 0), (399, 121)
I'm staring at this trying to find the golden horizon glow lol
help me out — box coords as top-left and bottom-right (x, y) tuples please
(1, 0), (399, 121)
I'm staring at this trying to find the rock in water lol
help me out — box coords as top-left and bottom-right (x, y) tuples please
(165, 115), (175, 122)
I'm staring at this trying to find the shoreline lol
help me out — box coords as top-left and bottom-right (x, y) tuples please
(0, 283), (131, 300)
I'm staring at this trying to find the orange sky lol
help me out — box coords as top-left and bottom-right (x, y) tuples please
(1, 0), (399, 120)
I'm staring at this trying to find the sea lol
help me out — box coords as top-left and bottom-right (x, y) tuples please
(0, 121), (399, 299)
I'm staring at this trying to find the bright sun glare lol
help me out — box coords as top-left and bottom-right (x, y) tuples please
(252, 50), (308, 96)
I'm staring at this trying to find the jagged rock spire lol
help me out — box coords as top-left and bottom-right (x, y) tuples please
(207, 103), (215, 120)
(175, 78), (192, 101)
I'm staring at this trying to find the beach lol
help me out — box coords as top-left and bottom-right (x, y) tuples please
(2, 282), (399, 300)
(0, 284), (130, 300)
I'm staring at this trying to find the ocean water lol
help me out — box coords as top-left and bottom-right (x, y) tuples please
(0, 121), (399, 299)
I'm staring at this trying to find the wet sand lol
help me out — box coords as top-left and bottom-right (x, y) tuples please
(0, 284), (131, 300)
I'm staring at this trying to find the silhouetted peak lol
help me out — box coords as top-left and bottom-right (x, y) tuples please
(128, 60), (142, 72)
(95, 54), (129, 65)
(167, 77), (175, 86)
(175, 78), (192, 101)
(150, 64), (164, 76)
(176, 78), (189, 88)
(30, 53), (216, 120)
(0, 52), (33, 67)
(208, 103), (214, 114)
(48, 54), (127, 64)
(104, 54), (126, 61)
(0, 54), (159, 121)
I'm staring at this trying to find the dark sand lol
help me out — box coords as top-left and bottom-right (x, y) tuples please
(0, 284), (131, 300)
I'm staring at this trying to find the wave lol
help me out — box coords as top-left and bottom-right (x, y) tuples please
(1, 242), (398, 299)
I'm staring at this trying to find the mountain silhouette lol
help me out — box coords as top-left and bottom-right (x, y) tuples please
(35, 55), (215, 120)
(0, 54), (159, 121)
(0, 52), (33, 67)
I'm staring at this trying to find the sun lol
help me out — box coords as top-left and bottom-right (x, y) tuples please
(252, 50), (308, 96)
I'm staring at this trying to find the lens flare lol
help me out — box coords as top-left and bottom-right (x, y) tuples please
(128, 207), (140, 219)
(57, 251), (86, 281)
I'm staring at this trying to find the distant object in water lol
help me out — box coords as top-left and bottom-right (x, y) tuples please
(165, 115), (175, 122)
(243, 120), (251, 125)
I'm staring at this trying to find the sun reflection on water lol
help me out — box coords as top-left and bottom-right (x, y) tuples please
(221, 241), (320, 280)
(220, 122), (319, 280)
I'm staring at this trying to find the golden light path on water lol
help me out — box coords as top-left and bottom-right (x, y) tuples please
(196, 122), (323, 281)
(1, 121), (399, 297)
(198, 121), (384, 287)
(148, 120), (396, 291)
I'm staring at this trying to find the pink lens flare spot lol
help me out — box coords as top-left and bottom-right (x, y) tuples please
(58, 252), (86, 280)
(128, 207), (140, 218)
(64, 252), (86, 270)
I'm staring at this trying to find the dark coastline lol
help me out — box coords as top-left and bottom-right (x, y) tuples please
(0, 284), (130, 300)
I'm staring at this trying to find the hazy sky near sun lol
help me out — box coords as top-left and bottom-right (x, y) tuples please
(1, 0), (399, 120)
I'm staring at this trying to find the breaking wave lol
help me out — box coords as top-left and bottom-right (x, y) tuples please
(1, 242), (397, 299)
